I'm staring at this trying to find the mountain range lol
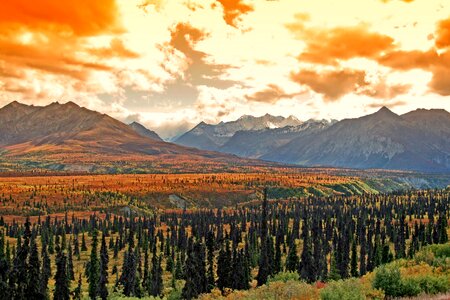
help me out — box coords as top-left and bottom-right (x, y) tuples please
(0, 101), (448, 173)
(175, 114), (303, 151)
(174, 107), (450, 173)
(0, 101), (270, 173)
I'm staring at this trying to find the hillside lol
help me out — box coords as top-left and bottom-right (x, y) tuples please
(0, 101), (276, 173)
(129, 121), (163, 141)
(220, 119), (332, 158)
(262, 107), (450, 173)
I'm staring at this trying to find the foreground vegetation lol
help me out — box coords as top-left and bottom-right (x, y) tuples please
(0, 189), (448, 299)
(206, 243), (450, 300)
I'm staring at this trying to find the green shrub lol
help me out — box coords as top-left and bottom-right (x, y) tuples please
(320, 278), (365, 300)
(373, 265), (404, 297)
(415, 275), (449, 295)
(268, 271), (300, 283)
(399, 278), (421, 297)
(373, 264), (450, 298)
(429, 243), (450, 258)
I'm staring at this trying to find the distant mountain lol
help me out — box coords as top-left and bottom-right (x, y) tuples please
(220, 119), (333, 158)
(129, 122), (162, 141)
(175, 114), (302, 151)
(0, 101), (274, 173)
(262, 107), (450, 173)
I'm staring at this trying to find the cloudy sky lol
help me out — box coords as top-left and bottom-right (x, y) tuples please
(0, 0), (450, 139)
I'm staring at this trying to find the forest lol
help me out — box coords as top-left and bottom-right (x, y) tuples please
(0, 188), (449, 299)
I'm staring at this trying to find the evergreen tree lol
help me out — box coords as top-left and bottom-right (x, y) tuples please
(438, 214), (448, 243)
(182, 241), (208, 300)
(299, 213), (315, 283)
(285, 241), (299, 272)
(73, 274), (83, 300)
(150, 254), (163, 296)
(26, 239), (42, 298)
(53, 249), (70, 300)
(41, 244), (51, 299)
(0, 230), (9, 300)
(98, 234), (109, 300)
(88, 230), (100, 299)
(350, 239), (358, 277)
(67, 242), (75, 281)
(256, 188), (270, 286)
(81, 233), (87, 252)
(119, 242), (137, 296)
(216, 241), (232, 291)
(206, 231), (215, 290)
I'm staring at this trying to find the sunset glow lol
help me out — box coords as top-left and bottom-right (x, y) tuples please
(1, 0), (449, 138)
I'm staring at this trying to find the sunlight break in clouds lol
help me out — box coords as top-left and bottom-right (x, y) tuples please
(0, 0), (449, 139)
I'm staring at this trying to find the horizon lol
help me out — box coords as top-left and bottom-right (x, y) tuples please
(3, 99), (447, 140)
(1, 1), (450, 138)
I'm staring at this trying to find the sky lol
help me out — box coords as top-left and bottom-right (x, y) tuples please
(0, 0), (450, 139)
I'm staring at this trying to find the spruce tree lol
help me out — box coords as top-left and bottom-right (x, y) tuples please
(150, 254), (163, 296)
(73, 274), (83, 300)
(26, 239), (42, 298)
(182, 241), (208, 300)
(98, 234), (109, 300)
(88, 230), (100, 299)
(285, 241), (299, 272)
(53, 249), (70, 300)
(256, 188), (269, 286)
(217, 241), (232, 291)
(41, 244), (51, 299)
(206, 231), (215, 290)
(299, 213), (315, 283)
(119, 242), (137, 296)
(67, 241), (75, 281)
(0, 230), (9, 300)
(350, 239), (358, 277)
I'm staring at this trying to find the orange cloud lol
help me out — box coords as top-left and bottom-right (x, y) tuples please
(361, 82), (411, 99)
(0, 37), (112, 81)
(166, 23), (235, 88)
(245, 84), (301, 103)
(88, 38), (140, 59)
(0, 0), (129, 99)
(290, 69), (368, 101)
(435, 17), (450, 48)
(287, 21), (395, 65)
(0, 0), (122, 36)
(214, 0), (254, 27)
(378, 49), (450, 95)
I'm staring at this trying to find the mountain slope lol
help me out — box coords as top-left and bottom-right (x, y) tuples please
(0, 101), (277, 173)
(129, 122), (162, 141)
(175, 114), (302, 151)
(262, 107), (450, 173)
(220, 119), (332, 158)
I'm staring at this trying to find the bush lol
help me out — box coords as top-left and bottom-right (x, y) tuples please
(373, 264), (450, 298)
(268, 271), (300, 283)
(414, 275), (449, 295)
(400, 278), (422, 297)
(373, 265), (404, 297)
(320, 278), (365, 300)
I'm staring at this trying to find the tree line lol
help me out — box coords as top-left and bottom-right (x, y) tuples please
(0, 189), (448, 299)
